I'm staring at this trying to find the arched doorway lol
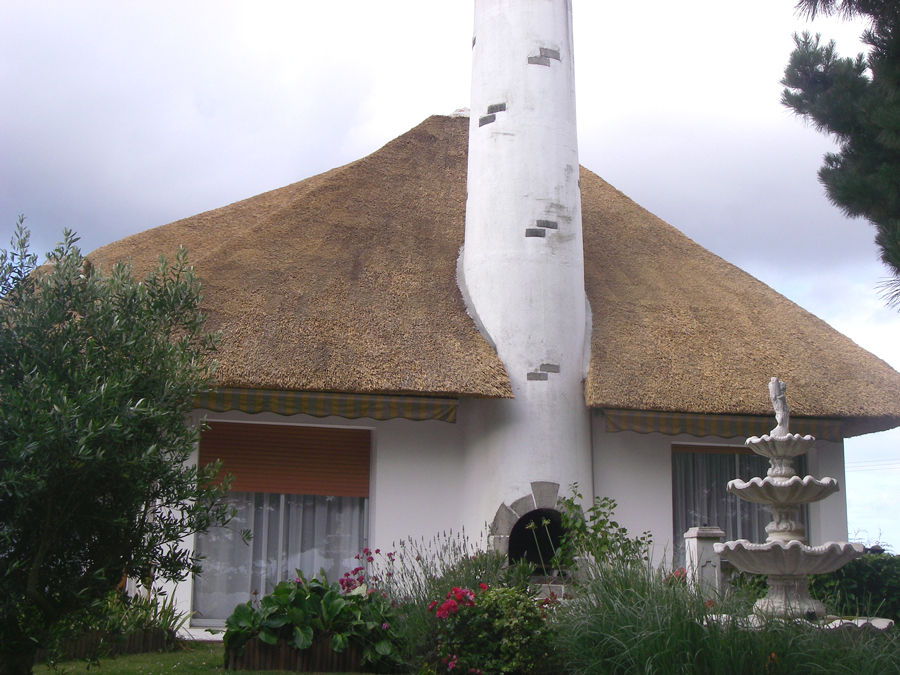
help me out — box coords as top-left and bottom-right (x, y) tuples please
(508, 508), (563, 574)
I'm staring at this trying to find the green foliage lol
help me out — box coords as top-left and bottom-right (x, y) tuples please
(0, 220), (231, 675)
(70, 586), (189, 637)
(552, 484), (652, 574)
(222, 570), (400, 671)
(430, 585), (554, 675)
(38, 586), (186, 665)
(781, 2), (900, 307)
(358, 534), (542, 673)
(554, 556), (900, 675)
(809, 549), (900, 621)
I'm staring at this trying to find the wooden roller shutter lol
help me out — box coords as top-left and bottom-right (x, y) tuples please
(199, 422), (370, 498)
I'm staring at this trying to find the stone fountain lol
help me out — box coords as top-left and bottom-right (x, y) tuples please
(714, 378), (864, 619)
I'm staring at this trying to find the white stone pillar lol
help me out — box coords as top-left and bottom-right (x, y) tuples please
(460, 0), (593, 533)
(683, 526), (726, 597)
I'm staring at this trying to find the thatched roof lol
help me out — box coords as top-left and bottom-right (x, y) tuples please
(89, 116), (511, 399)
(88, 115), (900, 435)
(580, 175), (900, 437)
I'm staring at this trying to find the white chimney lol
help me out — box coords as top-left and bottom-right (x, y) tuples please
(460, 0), (593, 536)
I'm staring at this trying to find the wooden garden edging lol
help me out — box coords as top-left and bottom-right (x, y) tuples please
(33, 627), (174, 663)
(225, 636), (364, 672)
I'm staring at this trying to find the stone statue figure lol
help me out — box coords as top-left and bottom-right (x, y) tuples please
(768, 377), (790, 437)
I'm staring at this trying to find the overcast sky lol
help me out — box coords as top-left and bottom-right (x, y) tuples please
(2, 1), (898, 548)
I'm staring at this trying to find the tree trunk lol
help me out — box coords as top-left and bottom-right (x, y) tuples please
(0, 644), (38, 675)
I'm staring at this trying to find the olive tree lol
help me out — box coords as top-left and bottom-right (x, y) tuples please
(0, 219), (230, 675)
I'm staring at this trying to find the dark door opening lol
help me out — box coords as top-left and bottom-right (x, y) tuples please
(508, 508), (563, 573)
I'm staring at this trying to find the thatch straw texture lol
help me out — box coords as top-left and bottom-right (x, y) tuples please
(88, 115), (900, 435)
(88, 116), (511, 399)
(580, 171), (900, 436)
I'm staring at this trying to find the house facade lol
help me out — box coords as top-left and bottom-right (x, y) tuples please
(88, 0), (900, 629)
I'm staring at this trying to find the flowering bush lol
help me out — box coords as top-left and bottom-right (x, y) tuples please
(339, 547), (397, 594)
(223, 569), (401, 671)
(428, 584), (552, 675)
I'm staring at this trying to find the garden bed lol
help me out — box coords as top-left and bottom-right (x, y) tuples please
(33, 627), (175, 663)
(225, 636), (364, 672)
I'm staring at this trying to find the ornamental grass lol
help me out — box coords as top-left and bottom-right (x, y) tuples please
(552, 557), (900, 675)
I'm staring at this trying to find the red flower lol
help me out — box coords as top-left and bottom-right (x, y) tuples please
(435, 599), (458, 618)
(478, 583), (489, 592)
(428, 600), (438, 612)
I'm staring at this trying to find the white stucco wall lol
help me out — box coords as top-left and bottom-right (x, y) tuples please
(805, 438), (850, 544)
(591, 416), (674, 566)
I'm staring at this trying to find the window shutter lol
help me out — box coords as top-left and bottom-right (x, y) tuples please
(199, 422), (370, 498)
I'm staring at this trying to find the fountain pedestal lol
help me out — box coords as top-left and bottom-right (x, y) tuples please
(714, 378), (864, 619)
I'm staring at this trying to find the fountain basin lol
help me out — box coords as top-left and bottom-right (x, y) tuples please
(714, 540), (863, 576)
(727, 475), (839, 505)
(745, 433), (814, 459)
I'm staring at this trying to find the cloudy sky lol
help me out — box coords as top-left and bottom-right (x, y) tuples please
(2, 1), (898, 547)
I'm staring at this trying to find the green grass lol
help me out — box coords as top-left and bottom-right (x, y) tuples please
(553, 561), (900, 675)
(31, 640), (357, 675)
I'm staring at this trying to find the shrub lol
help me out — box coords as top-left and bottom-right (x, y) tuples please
(809, 549), (900, 622)
(222, 570), (400, 671)
(352, 534), (546, 673)
(552, 485), (652, 574)
(429, 585), (553, 675)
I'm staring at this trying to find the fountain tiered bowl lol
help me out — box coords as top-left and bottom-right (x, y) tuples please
(726, 475), (838, 505)
(714, 383), (865, 619)
(716, 539), (863, 577)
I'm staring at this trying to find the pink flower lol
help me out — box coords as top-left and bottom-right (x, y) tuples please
(382, 622), (389, 630)
(375, 548), (380, 554)
(366, 556), (374, 562)
(428, 601), (438, 612)
(362, 547), (371, 556)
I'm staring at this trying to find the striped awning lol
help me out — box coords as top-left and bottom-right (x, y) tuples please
(194, 388), (458, 423)
(602, 409), (843, 442)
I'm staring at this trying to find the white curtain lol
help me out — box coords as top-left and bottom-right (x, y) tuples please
(672, 451), (787, 568)
(192, 492), (368, 624)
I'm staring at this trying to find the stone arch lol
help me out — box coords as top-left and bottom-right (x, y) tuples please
(488, 481), (560, 556)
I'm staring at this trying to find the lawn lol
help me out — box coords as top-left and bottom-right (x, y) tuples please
(31, 641), (356, 675)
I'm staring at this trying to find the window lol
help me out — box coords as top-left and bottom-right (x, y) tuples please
(671, 444), (806, 568)
(191, 422), (370, 625)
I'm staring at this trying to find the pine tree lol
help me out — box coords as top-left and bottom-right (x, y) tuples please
(782, 0), (900, 307)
